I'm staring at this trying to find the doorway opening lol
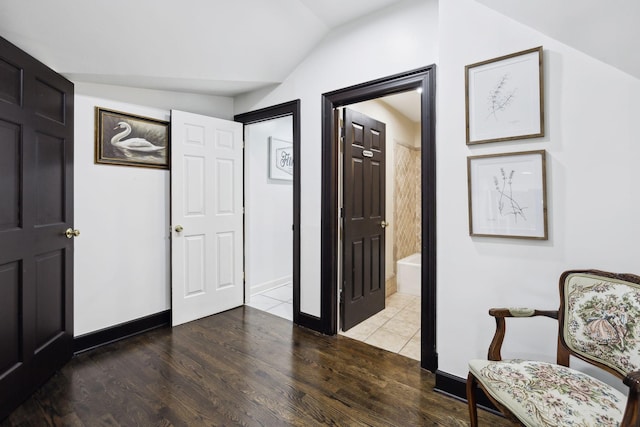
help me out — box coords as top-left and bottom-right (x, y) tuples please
(320, 66), (437, 372)
(338, 90), (423, 361)
(235, 101), (308, 326)
(243, 115), (294, 320)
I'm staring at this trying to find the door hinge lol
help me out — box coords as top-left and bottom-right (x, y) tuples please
(242, 207), (245, 214)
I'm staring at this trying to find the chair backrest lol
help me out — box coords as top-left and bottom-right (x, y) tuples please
(559, 270), (640, 378)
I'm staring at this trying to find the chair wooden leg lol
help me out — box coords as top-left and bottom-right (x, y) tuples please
(467, 372), (479, 427)
(620, 371), (640, 427)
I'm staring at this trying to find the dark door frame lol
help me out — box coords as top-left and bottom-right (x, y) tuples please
(235, 100), (319, 329)
(320, 66), (437, 372)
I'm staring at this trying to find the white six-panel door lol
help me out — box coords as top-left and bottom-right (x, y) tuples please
(171, 110), (244, 326)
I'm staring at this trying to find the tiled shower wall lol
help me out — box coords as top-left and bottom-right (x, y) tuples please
(393, 143), (421, 269)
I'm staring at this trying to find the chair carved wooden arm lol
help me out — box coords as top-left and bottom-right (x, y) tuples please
(467, 270), (640, 427)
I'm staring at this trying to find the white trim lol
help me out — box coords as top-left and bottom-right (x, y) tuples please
(248, 275), (293, 301)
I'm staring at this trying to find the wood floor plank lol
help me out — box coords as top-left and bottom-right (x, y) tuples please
(1, 307), (513, 426)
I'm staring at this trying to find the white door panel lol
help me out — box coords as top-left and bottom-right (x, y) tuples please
(171, 110), (243, 326)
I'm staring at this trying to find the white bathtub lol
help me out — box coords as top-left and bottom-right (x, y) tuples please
(396, 253), (421, 296)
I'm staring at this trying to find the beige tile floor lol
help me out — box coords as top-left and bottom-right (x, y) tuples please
(339, 293), (421, 361)
(248, 287), (421, 361)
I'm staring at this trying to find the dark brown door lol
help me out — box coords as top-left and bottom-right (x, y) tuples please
(342, 108), (386, 331)
(0, 36), (74, 420)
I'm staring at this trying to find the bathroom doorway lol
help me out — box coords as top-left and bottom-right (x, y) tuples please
(320, 66), (437, 372)
(338, 92), (422, 361)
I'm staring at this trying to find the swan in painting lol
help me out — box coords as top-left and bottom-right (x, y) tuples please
(111, 121), (165, 152)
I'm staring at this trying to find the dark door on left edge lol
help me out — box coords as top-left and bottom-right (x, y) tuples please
(342, 108), (386, 331)
(0, 36), (75, 420)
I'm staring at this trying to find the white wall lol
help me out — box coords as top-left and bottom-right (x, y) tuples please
(235, 0), (439, 316)
(437, 0), (640, 383)
(349, 98), (421, 281)
(245, 116), (293, 296)
(74, 82), (233, 336)
(236, 0), (640, 388)
(69, 0), (640, 389)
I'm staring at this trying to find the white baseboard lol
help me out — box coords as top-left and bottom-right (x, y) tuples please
(249, 275), (292, 298)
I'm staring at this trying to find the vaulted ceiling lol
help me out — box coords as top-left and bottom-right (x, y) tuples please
(0, 0), (405, 96)
(477, 0), (640, 81)
(0, 0), (637, 99)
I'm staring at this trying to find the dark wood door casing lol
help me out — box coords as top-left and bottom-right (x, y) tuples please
(341, 108), (386, 331)
(0, 36), (74, 421)
(321, 66), (437, 372)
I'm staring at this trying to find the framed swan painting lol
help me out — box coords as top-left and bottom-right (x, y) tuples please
(95, 107), (170, 169)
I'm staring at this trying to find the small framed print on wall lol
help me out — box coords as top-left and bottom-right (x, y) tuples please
(269, 137), (293, 181)
(467, 150), (548, 239)
(465, 46), (544, 145)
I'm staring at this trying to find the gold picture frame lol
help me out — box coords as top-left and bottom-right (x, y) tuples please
(95, 107), (170, 169)
(465, 46), (544, 145)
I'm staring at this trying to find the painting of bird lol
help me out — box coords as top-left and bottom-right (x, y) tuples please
(97, 108), (169, 168)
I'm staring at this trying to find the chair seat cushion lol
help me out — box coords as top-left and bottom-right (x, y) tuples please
(469, 359), (626, 427)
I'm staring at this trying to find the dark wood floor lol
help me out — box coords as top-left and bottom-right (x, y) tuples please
(2, 307), (512, 426)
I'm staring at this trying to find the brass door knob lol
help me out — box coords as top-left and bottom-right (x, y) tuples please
(175, 225), (184, 233)
(65, 228), (80, 239)
(380, 221), (389, 229)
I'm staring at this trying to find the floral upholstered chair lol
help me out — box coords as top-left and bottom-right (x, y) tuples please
(467, 270), (640, 427)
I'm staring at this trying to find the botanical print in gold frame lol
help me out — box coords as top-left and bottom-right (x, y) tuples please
(465, 46), (544, 145)
(95, 107), (169, 169)
(467, 150), (548, 239)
